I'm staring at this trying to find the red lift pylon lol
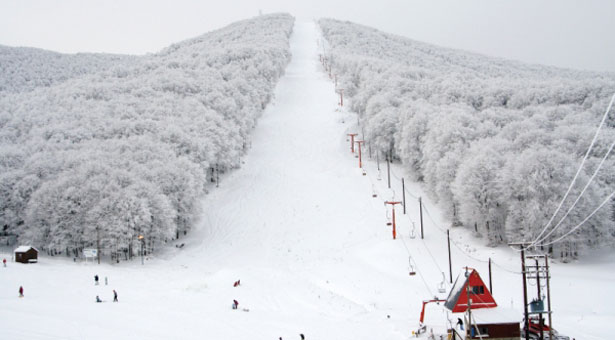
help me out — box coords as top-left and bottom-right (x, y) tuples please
(355, 140), (365, 168)
(347, 133), (358, 153)
(384, 201), (402, 239)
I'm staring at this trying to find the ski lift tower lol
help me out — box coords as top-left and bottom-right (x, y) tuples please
(384, 201), (402, 239)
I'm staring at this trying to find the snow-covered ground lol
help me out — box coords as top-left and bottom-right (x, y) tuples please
(1, 21), (613, 340)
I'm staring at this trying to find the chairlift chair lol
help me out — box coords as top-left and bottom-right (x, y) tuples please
(409, 222), (416, 239)
(409, 257), (416, 276)
(438, 272), (447, 293)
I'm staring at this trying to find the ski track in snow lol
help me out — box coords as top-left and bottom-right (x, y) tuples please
(1, 21), (614, 340)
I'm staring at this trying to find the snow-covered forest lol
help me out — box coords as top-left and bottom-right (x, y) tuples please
(0, 45), (137, 94)
(0, 13), (294, 259)
(319, 19), (615, 259)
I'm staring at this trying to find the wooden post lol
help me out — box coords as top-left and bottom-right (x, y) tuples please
(339, 88), (344, 107)
(545, 255), (553, 340)
(447, 229), (453, 284)
(386, 154), (391, 188)
(489, 257), (493, 294)
(402, 178), (406, 214)
(521, 248), (529, 340)
(419, 197), (424, 239)
(536, 259), (544, 340)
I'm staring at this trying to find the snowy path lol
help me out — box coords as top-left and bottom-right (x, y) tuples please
(2, 21), (615, 340)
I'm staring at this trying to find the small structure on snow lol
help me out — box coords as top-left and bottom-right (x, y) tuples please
(444, 268), (520, 340)
(14, 246), (38, 264)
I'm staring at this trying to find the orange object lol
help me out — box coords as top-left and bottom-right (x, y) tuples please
(355, 140), (365, 168)
(347, 133), (358, 153)
(384, 201), (402, 239)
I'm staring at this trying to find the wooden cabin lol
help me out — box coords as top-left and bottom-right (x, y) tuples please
(445, 268), (520, 340)
(14, 246), (38, 264)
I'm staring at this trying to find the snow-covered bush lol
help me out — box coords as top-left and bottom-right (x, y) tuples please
(0, 13), (294, 259)
(319, 18), (615, 258)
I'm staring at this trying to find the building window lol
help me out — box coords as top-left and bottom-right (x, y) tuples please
(471, 285), (485, 294)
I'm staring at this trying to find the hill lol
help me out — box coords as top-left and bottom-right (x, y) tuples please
(0, 13), (294, 258)
(318, 18), (615, 259)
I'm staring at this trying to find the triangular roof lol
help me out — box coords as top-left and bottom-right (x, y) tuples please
(444, 267), (497, 313)
(14, 245), (38, 253)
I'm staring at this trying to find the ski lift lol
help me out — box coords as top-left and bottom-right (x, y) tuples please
(409, 222), (416, 239)
(362, 170), (367, 176)
(438, 272), (446, 293)
(372, 185), (378, 198)
(386, 210), (392, 226)
(408, 257), (416, 276)
(377, 170), (382, 181)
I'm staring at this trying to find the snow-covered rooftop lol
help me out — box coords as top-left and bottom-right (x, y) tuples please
(470, 307), (521, 324)
(14, 245), (37, 253)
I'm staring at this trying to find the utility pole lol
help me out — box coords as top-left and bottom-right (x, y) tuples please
(376, 151), (380, 171)
(447, 229), (453, 284)
(510, 243), (530, 340)
(96, 227), (101, 265)
(547, 258), (554, 339)
(355, 140), (365, 168)
(386, 153), (391, 188)
(384, 201), (402, 240)
(419, 197), (424, 239)
(338, 88), (344, 106)
(138, 235), (145, 265)
(535, 258), (544, 340)
(488, 258), (493, 294)
(334, 74), (337, 87)
(347, 133), (357, 153)
(402, 178), (406, 214)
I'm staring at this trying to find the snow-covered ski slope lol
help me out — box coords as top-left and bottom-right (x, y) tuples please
(1, 21), (614, 340)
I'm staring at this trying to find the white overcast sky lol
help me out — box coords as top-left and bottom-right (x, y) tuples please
(1, 0), (614, 72)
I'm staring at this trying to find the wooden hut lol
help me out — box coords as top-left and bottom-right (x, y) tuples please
(445, 268), (520, 340)
(14, 246), (38, 264)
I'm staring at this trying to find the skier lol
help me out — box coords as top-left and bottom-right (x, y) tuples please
(233, 280), (241, 287)
(113, 290), (118, 302)
(94, 274), (99, 285)
(18, 286), (23, 297)
(456, 318), (464, 330)
(300, 334), (305, 340)
(232, 299), (238, 309)
(96, 295), (102, 303)
(3, 258), (6, 267)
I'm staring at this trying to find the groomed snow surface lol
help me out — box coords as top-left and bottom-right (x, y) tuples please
(1, 21), (614, 340)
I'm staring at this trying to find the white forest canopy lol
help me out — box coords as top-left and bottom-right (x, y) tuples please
(0, 13), (295, 259)
(318, 18), (615, 258)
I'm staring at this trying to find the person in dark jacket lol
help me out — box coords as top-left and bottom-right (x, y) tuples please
(113, 290), (118, 302)
(19, 286), (23, 297)
(95, 275), (99, 285)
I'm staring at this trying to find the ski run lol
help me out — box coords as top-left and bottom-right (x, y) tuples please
(1, 20), (614, 340)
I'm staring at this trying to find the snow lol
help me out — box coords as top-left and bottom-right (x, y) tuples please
(1, 20), (614, 340)
(470, 307), (521, 324)
(13, 246), (36, 253)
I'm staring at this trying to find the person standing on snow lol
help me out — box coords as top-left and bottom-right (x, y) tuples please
(19, 286), (23, 297)
(94, 275), (99, 285)
(113, 290), (118, 302)
(3, 258), (6, 267)
(232, 299), (238, 309)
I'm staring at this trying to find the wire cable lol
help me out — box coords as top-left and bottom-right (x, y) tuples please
(529, 93), (615, 248)
(532, 138), (615, 246)
(539, 189), (615, 247)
